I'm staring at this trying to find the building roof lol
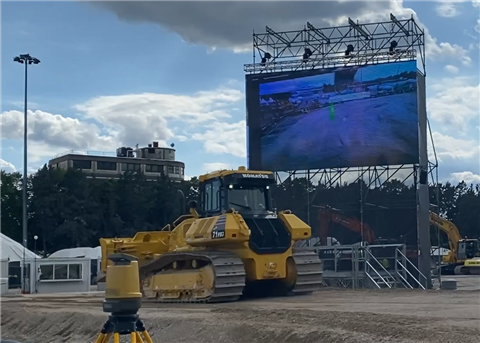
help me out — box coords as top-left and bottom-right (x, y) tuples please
(48, 246), (101, 259)
(0, 233), (40, 262)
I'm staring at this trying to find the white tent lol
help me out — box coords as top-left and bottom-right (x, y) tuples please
(0, 233), (40, 262)
(431, 246), (450, 256)
(48, 246), (101, 260)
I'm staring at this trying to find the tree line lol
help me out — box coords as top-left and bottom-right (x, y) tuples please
(1, 166), (479, 255)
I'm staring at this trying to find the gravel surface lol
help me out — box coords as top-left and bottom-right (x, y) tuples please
(2, 288), (480, 343)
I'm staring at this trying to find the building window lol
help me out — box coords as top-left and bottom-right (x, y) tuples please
(146, 164), (162, 173)
(174, 166), (180, 174)
(121, 163), (141, 172)
(72, 160), (92, 170)
(97, 161), (117, 171)
(167, 165), (174, 174)
(39, 263), (83, 281)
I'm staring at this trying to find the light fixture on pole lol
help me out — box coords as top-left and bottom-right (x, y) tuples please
(33, 235), (38, 293)
(13, 53), (41, 294)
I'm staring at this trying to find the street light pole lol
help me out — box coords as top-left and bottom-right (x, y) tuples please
(14, 53), (40, 293)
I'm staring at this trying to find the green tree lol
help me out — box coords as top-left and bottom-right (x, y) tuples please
(1, 170), (22, 242)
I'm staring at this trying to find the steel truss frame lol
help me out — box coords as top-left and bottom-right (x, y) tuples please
(244, 13), (425, 74)
(275, 161), (438, 190)
(275, 160), (439, 226)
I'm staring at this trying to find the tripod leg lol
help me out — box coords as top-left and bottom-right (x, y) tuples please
(142, 330), (154, 343)
(114, 333), (121, 343)
(101, 333), (113, 343)
(96, 318), (114, 343)
(135, 332), (145, 343)
(130, 332), (137, 343)
(94, 333), (106, 343)
(135, 319), (153, 343)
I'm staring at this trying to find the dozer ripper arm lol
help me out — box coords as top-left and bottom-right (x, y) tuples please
(429, 211), (462, 263)
(99, 231), (171, 273)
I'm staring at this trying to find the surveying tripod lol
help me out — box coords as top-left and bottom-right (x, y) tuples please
(96, 253), (155, 343)
(94, 313), (153, 343)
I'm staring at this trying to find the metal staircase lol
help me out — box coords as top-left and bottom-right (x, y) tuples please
(363, 247), (428, 290)
(364, 253), (397, 289)
(308, 243), (430, 290)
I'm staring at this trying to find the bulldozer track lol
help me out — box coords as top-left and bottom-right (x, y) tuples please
(291, 250), (324, 294)
(141, 249), (323, 304)
(142, 250), (247, 304)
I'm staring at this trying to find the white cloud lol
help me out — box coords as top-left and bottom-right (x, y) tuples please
(428, 132), (480, 183)
(9, 100), (40, 110)
(0, 85), (244, 170)
(427, 78), (480, 132)
(431, 132), (479, 161)
(192, 121), (246, 158)
(74, 87), (243, 147)
(0, 110), (116, 164)
(425, 38), (472, 66)
(0, 159), (17, 173)
(475, 19), (480, 33)
(202, 162), (232, 173)
(444, 65), (459, 74)
(435, 0), (467, 18)
(176, 136), (188, 142)
(450, 171), (480, 184)
(435, 2), (461, 17)
(89, 2), (472, 66)
(435, 0), (480, 18)
(425, 75), (480, 183)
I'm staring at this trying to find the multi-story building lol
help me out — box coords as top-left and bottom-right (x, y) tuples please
(48, 141), (185, 180)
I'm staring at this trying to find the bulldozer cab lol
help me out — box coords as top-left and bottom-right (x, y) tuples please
(458, 239), (480, 260)
(198, 168), (276, 217)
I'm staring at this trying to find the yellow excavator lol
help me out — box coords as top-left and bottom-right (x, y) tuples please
(100, 166), (323, 303)
(429, 211), (480, 275)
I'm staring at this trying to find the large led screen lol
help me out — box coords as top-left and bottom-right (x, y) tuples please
(246, 61), (419, 171)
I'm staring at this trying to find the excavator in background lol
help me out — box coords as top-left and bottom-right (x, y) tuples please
(315, 205), (418, 259)
(429, 211), (480, 275)
(100, 166), (323, 303)
(317, 205), (376, 245)
(313, 206), (480, 275)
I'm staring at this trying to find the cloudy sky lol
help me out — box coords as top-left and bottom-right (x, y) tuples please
(1, 1), (479, 183)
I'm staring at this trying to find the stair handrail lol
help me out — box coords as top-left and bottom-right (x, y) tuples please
(395, 248), (427, 290)
(364, 266), (381, 289)
(394, 267), (413, 289)
(365, 260), (392, 289)
(364, 248), (396, 280)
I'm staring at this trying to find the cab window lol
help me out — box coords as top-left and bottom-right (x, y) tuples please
(204, 180), (221, 213)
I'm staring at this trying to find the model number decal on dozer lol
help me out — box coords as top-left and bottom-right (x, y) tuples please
(212, 229), (225, 239)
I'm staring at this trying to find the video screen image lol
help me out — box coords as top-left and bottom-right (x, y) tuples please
(248, 61), (419, 171)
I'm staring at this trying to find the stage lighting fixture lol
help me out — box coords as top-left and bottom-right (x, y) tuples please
(344, 44), (355, 56)
(389, 40), (398, 54)
(261, 52), (272, 66)
(303, 48), (313, 61)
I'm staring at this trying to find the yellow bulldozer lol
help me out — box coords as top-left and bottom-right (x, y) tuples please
(100, 166), (323, 303)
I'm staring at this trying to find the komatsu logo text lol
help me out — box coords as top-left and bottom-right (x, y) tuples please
(242, 174), (269, 178)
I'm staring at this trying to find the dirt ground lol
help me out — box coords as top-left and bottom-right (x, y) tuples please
(2, 288), (480, 343)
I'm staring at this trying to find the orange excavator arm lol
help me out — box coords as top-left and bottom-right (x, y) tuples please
(318, 205), (376, 245)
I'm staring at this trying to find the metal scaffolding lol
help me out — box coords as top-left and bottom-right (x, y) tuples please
(244, 13), (426, 75)
(276, 160), (438, 190)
